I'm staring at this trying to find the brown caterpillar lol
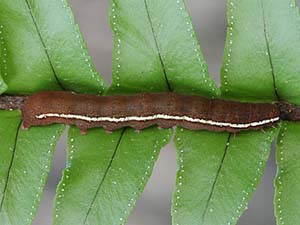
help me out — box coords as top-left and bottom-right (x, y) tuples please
(21, 91), (282, 134)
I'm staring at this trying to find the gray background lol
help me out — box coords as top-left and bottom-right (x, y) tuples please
(32, 0), (283, 224)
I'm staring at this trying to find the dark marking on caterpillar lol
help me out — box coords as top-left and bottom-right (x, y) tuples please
(21, 91), (282, 134)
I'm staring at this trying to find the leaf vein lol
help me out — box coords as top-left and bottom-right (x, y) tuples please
(143, 0), (172, 91)
(261, 0), (280, 101)
(24, 0), (65, 90)
(83, 128), (126, 224)
(0, 121), (22, 212)
(202, 133), (232, 223)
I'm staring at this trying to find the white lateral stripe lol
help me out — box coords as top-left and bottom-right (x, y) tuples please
(35, 113), (280, 129)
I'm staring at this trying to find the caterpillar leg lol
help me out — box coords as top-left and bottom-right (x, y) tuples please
(79, 128), (88, 135)
(21, 121), (30, 130)
(105, 130), (113, 134)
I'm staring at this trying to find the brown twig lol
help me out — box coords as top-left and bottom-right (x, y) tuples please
(277, 102), (300, 121)
(0, 95), (29, 110)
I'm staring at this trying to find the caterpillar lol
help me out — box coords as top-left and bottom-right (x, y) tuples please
(20, 91), (291, 134)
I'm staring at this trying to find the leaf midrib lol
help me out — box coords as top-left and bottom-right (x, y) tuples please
(143, 0), (172, 91)
(24, 0), (65, 90)
(0, 121), (22, 212)
(261, 0), (280, 101)
(201, 133), (232, 223)
(83, 128), (126, 224)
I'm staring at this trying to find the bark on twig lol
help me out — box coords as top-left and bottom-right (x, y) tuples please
(0, 95), (29, 110)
